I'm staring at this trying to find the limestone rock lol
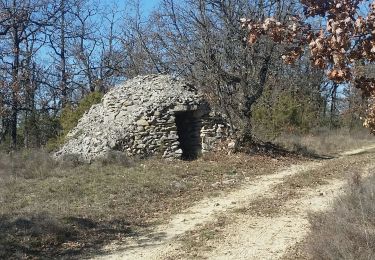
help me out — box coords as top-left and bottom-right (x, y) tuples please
(136, 118), (150, 126)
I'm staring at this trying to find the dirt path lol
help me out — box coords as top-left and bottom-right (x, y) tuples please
(94, 145), (375, 260)
(200, 179), (347, 260)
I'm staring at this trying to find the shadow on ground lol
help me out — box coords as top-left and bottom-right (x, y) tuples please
(0, 212), (149, 259)
(242, 139), (334, 160)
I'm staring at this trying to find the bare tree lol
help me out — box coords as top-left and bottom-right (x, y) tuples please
(0, 0), (59, 149)
(141, 0), (302, 144)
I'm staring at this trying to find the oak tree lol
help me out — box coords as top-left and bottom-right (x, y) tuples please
(241, 0), (375, 132)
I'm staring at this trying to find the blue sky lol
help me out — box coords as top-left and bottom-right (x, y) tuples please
(141, 0), (160, 14)
(94, 0), (161, 21)
(110, 0), (161, 16)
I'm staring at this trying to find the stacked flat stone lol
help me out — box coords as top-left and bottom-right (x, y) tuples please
(55, 74), (231, 162)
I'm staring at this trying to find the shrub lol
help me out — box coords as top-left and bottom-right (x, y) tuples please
(253, 89), (321, 140)
(59, 153), (82, 168)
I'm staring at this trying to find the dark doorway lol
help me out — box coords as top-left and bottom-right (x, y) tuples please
(175, 111), (202, 160)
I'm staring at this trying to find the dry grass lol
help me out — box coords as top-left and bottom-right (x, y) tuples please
(276, 128), (375, 156)
(276, 150), (375, 194)
(0, 150), (59, 180)
(0, 150), (298, 259)
(306, 171), (375, 260)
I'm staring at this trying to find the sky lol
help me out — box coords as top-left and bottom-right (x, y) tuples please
(109, 0), (161, 16)
(141, 0), (161, 14)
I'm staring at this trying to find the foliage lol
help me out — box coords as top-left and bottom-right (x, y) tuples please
(0, 133), (24, 152)
(241, 0), (375, 132)
(23, 112), (60, 147)
(253, 89), (321, 139)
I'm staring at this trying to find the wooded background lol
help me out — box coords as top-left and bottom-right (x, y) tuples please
(0, 0), (369, 151)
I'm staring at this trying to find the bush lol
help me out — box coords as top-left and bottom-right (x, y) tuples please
(253, 89), (321, 140)
(307, 171), (375, 259)
(47, 92), (103, 151)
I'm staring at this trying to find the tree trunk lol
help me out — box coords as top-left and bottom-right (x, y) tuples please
(330, 83), (339, 129)
(60, 0), (68, 106)
(240, 53), (272, 146)
(10, 93), (18, 149)
(10, 24), (20, 150)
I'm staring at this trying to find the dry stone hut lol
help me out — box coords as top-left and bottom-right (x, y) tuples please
(55, 75), (232, 162)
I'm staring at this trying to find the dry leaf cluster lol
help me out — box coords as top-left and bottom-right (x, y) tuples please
(241, 0), (375, 132)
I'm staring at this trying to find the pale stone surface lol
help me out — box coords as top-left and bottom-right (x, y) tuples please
(55, 74), (232, 162)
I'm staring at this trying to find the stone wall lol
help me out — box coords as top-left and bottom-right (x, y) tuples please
(201, 114), (232, 153)
(55, 75), (233, 162)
